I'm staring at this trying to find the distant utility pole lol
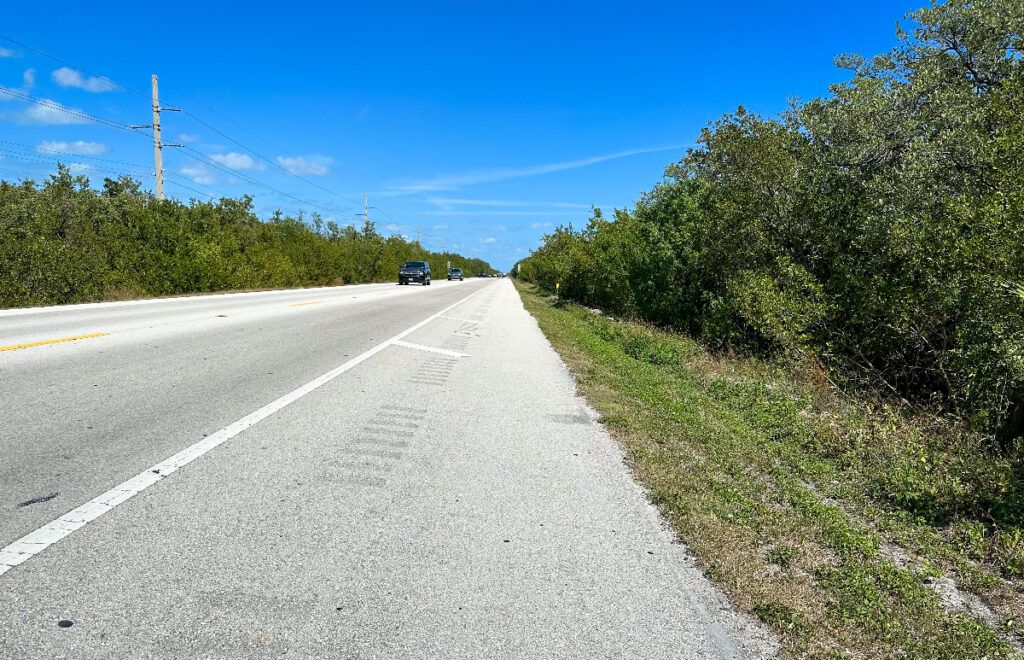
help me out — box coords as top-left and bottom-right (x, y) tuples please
(132, 75), (180, 201)
(417, 224), (421, 245)
(364, 193), (368, 226)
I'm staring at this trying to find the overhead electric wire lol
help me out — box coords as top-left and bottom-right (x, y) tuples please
(0, 88), (146, 134)
(0, 34), (150, 99)
(176, 109), (364, 208)
(176, 146), (356, 217)
(0, 35), (406, 223)
(0, 151), (151, 180)
(0, 139), (152, 171)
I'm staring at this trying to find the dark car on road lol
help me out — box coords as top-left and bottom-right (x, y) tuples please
(399, 260), (431, 285)
(447, 267), (464, 281)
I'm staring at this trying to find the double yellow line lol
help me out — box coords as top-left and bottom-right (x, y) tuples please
(0, 332), (109, 353)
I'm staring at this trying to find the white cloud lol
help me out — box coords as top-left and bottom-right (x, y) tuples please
(180, 164), (216, 185)
(431, 224), (449, 231)
(36, 140), (107, 156)
(387, 144), (684, 194)
(177, 133), (201, 143)
(67, 162), (92, 174)
(18, 98), (91, 125)
(480, 237), (496, 244)
(210, 152), (264, 171)
(276, 154), (331, 176)
(51, 67), (116, 93)
(491, 224), (508, 232)
(531, 222), (554, 229)
(0, 48), (18, 58)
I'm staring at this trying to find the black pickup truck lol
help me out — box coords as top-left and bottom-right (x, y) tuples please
(399, 260), (431, 285)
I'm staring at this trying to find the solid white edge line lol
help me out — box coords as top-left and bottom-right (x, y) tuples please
(393, 340), (468, 358)
(0, 281), (494, 578)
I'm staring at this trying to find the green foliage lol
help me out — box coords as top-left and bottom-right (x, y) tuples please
(517, 283), (1019, 657)
(0, 168), (493, 308)
(517, 0), (1024, 442)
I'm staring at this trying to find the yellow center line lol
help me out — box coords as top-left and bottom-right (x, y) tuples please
(0, 332), (109, 353)
(289, 300), (322, 308)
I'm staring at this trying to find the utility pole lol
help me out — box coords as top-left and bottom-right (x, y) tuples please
(131, 74), (180, 201)
(364, 193), (368, 226)
(417, 224), (421, 245)
(151, 75), (164, 199)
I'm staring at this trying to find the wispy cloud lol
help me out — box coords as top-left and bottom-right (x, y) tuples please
(480, 237), (496, 244)
(426, 196), (593, 209)
(210, 152), (265, 171)
(386, 144), (683, 194)
(0, 48), (18, 58)
(531, 221), (554, 230)
(36, 140), (107, 156)
(177, 133), (201, 144)
(52, 67), (116, 93)
(432, 224), (449, 231)
(355, 105), (371, 120)
(19, 99), (91, 125)
(422, 210), (583, 217)
(277, 154), (331, 176)
(180, 164), (217, 185)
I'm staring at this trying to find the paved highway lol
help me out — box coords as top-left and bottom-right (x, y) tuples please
(0, 279), (775, 658)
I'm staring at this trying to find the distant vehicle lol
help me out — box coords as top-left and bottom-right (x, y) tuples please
(399, 261), (431, 286)
(447, 267), (464, 281)
(478, 272), (486, 277)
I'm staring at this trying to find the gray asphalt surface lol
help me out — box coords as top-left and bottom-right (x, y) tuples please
(0, 279), (776, 658)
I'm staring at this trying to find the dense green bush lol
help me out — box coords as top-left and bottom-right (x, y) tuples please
(0, 169), (493, 308)
(517, 0), (1024, 441)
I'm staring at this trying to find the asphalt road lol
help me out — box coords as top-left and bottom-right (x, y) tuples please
(0, 279), (776, 658)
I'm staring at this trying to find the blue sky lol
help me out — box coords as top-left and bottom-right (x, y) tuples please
(0, 1), (917, 270)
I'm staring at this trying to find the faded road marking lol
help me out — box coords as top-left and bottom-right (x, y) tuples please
(289, 301), (322, 308)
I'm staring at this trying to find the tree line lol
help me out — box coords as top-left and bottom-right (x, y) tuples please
(0, 168), (493, 308)
(516, 0), (1024, 442)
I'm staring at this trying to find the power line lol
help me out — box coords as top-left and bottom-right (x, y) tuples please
(0, 139), (153, 171)
(0, 88), (146, 134)
(0, 35), (406, 223)
(3, 34), (370, 211)
(0, 34), (150, 99)
(0, 88), (351, 216)
(176, 146), (355, 217)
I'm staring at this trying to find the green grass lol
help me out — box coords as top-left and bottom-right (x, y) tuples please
(516, 282), (1023, 658)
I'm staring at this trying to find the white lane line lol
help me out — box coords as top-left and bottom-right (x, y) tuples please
(0, 282), (494, 578)
(393, 340), (468, 358)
